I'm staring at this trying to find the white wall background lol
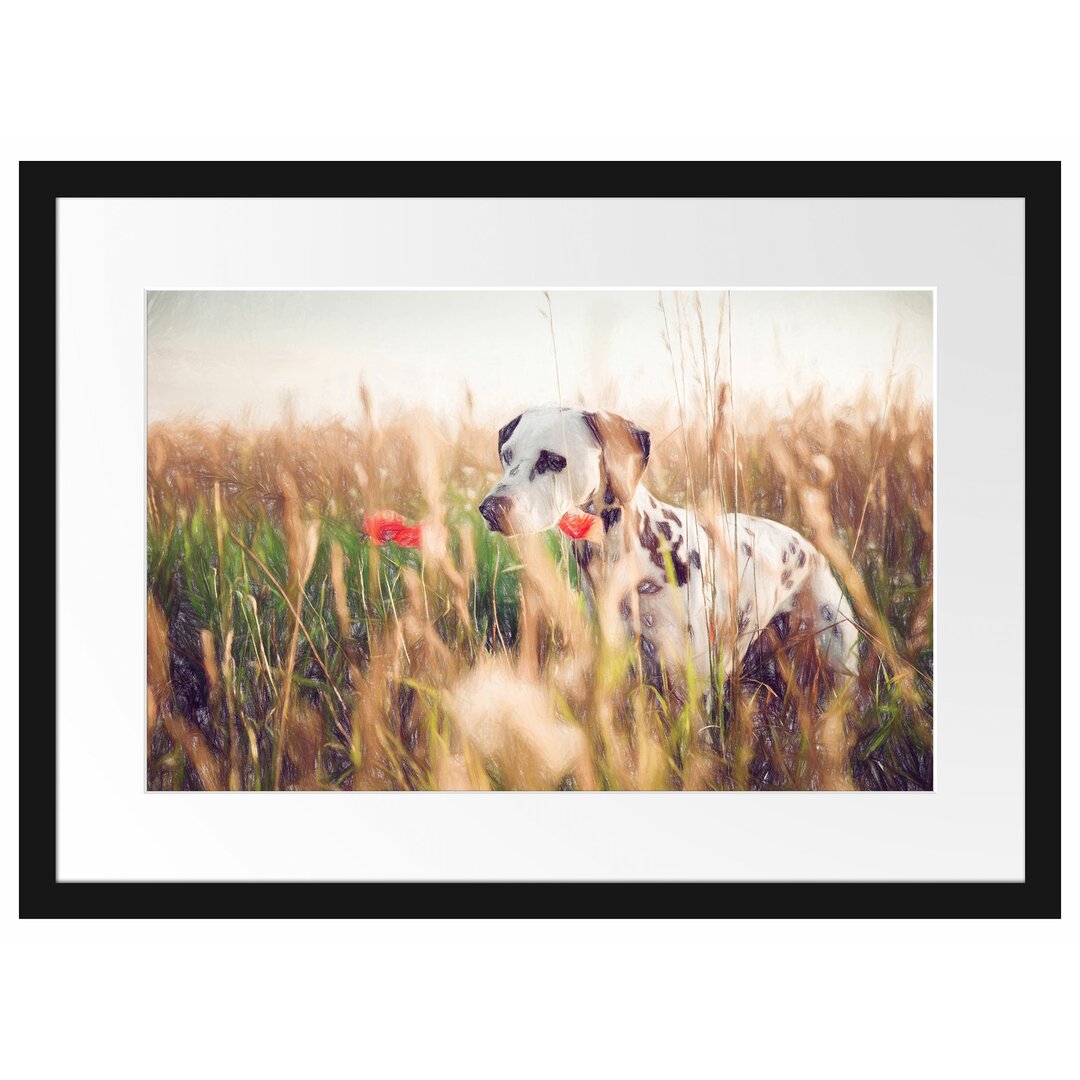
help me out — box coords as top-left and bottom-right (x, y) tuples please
(1, 2), (1074, 1078)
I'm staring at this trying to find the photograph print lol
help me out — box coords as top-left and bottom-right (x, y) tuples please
(146, 288), (934, 792)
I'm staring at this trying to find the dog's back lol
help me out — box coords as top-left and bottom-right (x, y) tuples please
(580, 491), (859, 684)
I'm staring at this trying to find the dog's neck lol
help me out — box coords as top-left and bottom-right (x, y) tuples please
(572, 482), (704, 594)
(579, 483), (656, 537)
(571, 484), (666, 583)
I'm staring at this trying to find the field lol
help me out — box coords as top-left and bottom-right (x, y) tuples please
(146, 372), (934, 792)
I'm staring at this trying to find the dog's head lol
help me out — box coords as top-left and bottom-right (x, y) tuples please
(478, 406), (651, 536)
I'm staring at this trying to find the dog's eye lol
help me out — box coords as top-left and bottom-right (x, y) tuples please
(532, 449), (567, 478)
(502, 449), (512, 466)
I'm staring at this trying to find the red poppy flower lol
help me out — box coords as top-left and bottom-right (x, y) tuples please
(363, 511), (423, 548)
(557, 511), (602, 542)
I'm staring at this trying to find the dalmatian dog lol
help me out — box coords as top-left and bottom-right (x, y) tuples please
(478, 406), (859, 688)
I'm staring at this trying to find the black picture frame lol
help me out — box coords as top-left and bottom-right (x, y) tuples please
(21, 161), (1060, 919)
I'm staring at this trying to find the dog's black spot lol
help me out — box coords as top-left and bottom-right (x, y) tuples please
(638, 579), (662, 594)
(502, 449), (513, 466)
(539, 449), (567, 473)
(639, 518), (663, 570)
(619, 595), (631, 620)
(741, 542), (753, 558)
(821, 604), (832, 622)
(657, 521), (673, 541)
(574, 540), (594, 571)
(498, 410), (520, 449)
(661, 509), (682, 527)
(639, 635), (657, 658)
(689, 550), (701, 569)
(649, 496), (657, 508)
(529, 448), (567, 481)
(497, 414), (521, 455)
(603, 484), (615, 506)
(789, 541), (798, 555)
(782, 549), (788, 563)
(638, 517), (689, 585)
(796, 548), (806, 568)
(601, 507), (621, 531)
(633, 426), (651, 467)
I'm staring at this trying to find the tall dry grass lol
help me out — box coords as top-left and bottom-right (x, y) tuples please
(146, 375), (933, 792)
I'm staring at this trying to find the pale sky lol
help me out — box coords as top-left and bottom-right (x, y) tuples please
(146, 289), (933, 425)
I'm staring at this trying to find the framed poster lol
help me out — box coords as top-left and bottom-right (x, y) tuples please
(21, 161), (1059, 917)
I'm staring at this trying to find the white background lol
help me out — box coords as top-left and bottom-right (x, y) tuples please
(2, 3), (1075, 1078)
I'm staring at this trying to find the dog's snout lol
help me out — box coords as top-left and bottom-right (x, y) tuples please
(479, 495), (512, 532)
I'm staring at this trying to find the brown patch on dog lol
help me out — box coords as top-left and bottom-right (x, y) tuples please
(582, 410), (651, 504)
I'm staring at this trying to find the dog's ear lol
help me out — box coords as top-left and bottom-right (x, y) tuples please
(497, 413), (522, 456)
(582, 411), (651, 503)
